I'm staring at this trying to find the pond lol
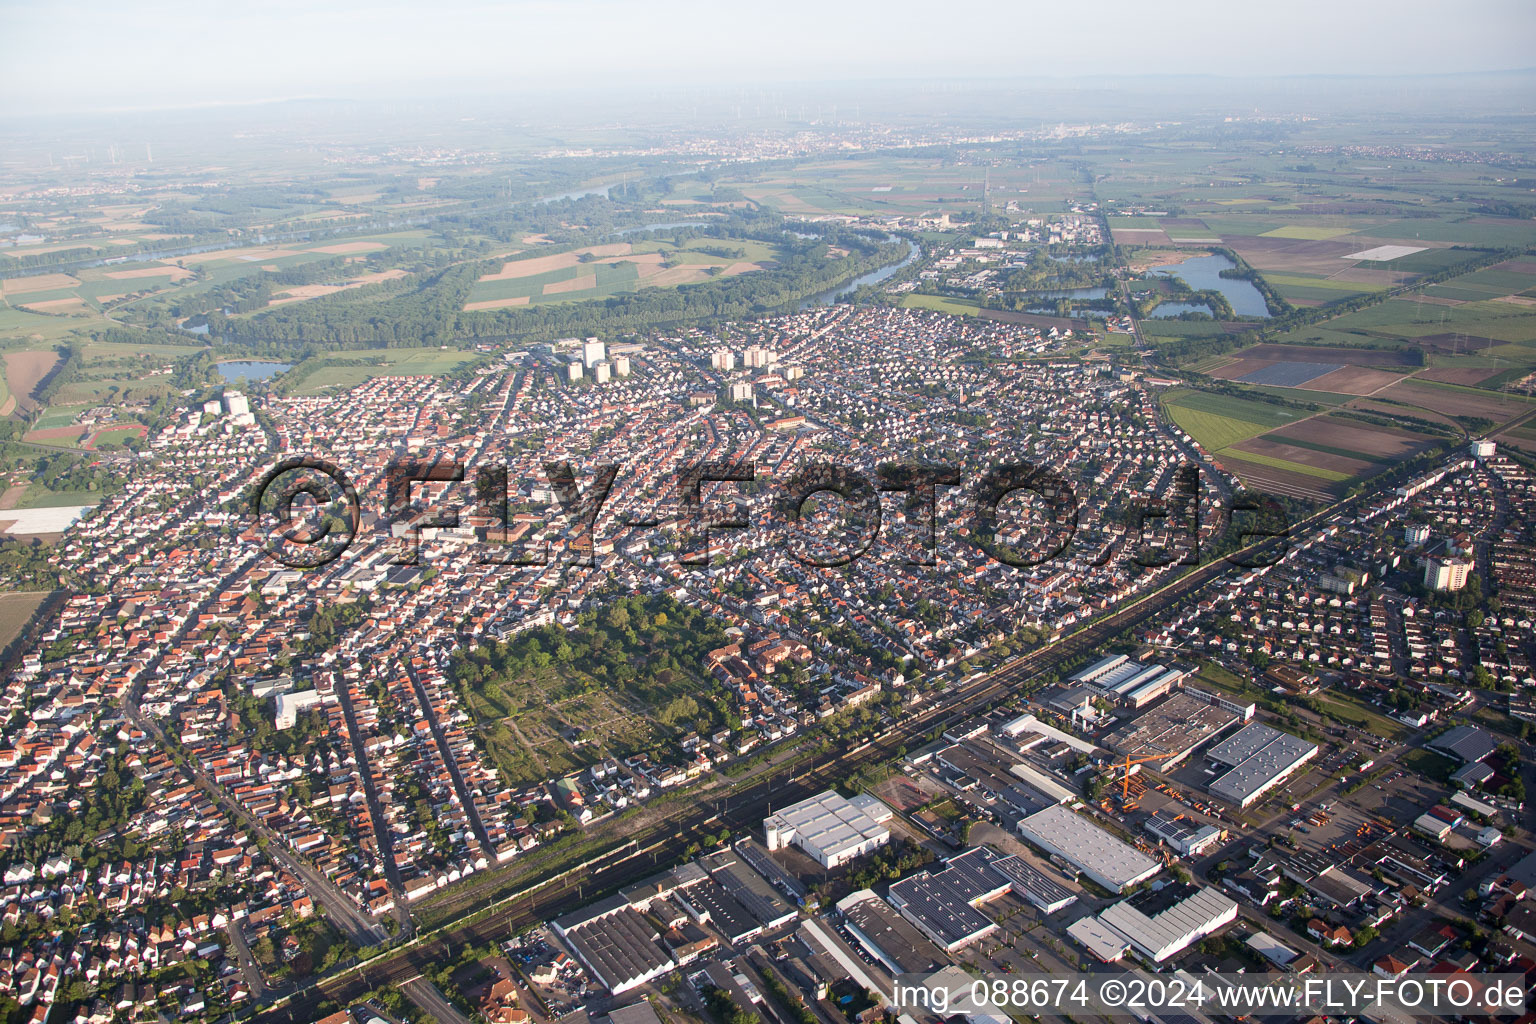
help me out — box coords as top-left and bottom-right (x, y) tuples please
(218, 360), (293, 383)
(1151, 253), (1270, 318)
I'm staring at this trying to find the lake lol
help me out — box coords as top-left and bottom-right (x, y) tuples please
(1149, 301), (1215, 319)
(219, 360), (293, 383)
(1151, 253), (1270, 318)
(1029, 286), (1108, 300)
(614, 221), (710, 236)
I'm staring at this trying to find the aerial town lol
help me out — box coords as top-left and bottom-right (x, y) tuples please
(0, 286), (1530, 1024)
(2, 7), (1536, 1024)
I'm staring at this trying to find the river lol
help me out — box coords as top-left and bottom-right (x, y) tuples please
(795, 240), (920, 309)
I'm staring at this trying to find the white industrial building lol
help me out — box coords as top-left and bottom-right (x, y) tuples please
(1144, 811), (1224, 856)
(1016, 805), (1160, 893)
(764, 790), (890, 869)
(1072, 883), (1238, 963)
(1206, 722), (1318, 808)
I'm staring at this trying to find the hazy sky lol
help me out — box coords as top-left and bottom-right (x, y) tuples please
(3, 0), (1534, 114)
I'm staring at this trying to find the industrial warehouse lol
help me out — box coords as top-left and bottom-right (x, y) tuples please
(1106, 691), (1243, 770)
(1016, 805), (1162, 893)
(553, 896), (678, 995)
(1205, 722), (1319, 808)
(1068, 882), (1239, 963)
(1066, 654), (1189, 711)
(883, 845), (1078, 951)
(764, 789), (892, 868)
(1143, 810), (1224, 857)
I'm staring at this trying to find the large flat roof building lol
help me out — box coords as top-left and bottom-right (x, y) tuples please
(1090, 883), (1238, 963)
(836, 890), (946, 975)
(553, 897), (677, 994)
(1016, 805), (1161, 893)
(1429, 724), (1497, 764)
(765, 790), (890, 869)
(884, 847), (1008, 951)
(1206, 723), (1318, 809)
(1107, 692), (1240, 771)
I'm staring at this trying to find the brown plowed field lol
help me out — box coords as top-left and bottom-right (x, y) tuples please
(1302, 365), (1407, 395)
(1269, 415), (1432, 459)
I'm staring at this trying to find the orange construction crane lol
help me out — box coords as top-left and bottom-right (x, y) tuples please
(1117, 752), (1170, 801)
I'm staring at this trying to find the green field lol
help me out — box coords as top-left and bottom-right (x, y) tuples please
(1162, 389), (1307, 451)
(1258, 225), (1358, 241)
(1401, 746), (1457, 784)
(1220, 449), (1352, 482)
(464, 237), (781, 308)
(899, 293), (985, 316)
(1311, 693), (1410, 741)
(288, 347), (484, 395)
(17, 487), (104, 508)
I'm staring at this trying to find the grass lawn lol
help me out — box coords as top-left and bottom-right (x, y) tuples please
(1401, 746), (1457, 784)
(290, 348), (483, 395)
(1194, 662), (1260, 696)
(1311, 693), (1409, 742)
(30, 404), (92, 431)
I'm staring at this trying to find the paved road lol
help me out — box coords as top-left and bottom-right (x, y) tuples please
(400, 977), (474, 1024)
(226, 920), (268, 999)
(335, 673), (415, 936)
(126, 696), (388, 947)
(405, 660), (494, 857)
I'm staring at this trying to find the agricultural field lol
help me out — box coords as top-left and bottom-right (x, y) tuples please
(1161, 389), (1307, 451)
(0, 591), (51, 647)
(1160, 384), (1448, 502)
(3, 348), (60, 416)
(898, 293), (985, 317)
(462, 237), (777, 310)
